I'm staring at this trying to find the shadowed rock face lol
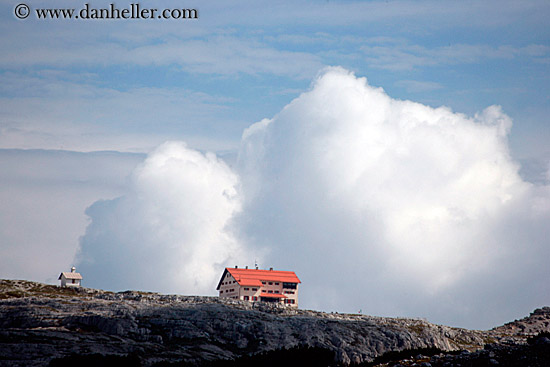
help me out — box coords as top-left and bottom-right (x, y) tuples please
(0, 280), (547, 366)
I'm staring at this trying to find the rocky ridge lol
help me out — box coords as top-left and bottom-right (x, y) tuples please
(0, 280), (548, 366)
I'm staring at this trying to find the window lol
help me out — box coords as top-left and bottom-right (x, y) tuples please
(268, 282), (273, 285)
(252, 288), (258, 291)
(261, 281), (266, 285)
(274, 290), (279, 294)
(275, 282), (279, 285)
(253, 296), (258, 301)
(244, 296), (249, 301)
(244, 288), (249, 291)
(283, 282), (297, 289)
(268, 290), (273, 294)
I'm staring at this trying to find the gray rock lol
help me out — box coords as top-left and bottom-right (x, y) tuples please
(0, 279), (548, 366)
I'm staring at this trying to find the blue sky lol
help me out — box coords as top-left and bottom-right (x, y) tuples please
(2, 0), (549, 156)
(1, 0), (550, 329)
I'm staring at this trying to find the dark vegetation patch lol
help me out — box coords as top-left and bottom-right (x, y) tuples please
(360, 333), (550, 367)
(152, 346), (339, 367)
(528, 331), (550, 345)
(49, 353), (142, 367)
(356, 347), (447, 366)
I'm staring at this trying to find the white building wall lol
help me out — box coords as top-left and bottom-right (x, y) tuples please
(219, 272), (240, 299)
(60, 277), (81, 287)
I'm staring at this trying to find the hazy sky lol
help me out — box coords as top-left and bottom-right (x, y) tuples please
(1, 0), (549, 329)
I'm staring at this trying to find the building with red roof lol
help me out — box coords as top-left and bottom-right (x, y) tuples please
(216, 266), (301, 308)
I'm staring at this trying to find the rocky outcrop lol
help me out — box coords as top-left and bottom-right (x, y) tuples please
(492, 307), (550, 336)
(0, 280), (546, 366)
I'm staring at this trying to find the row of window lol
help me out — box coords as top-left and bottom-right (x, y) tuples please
(222, 287), (295, 295)
(239, 295), (296, 303)
(258, 281), (298, 288)
(223, 280), (297, 288)
(261, 281), (280, 285)
(243, 287), (259, 292)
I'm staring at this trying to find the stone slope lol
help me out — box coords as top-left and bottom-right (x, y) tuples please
(492, 307), (550, 336)
(0, 280), (545, 366)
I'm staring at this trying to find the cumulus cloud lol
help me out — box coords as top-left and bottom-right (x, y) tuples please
(76, 142), (246, 294)
(77, 68), (550, 329)
(237, 67), (550, 328)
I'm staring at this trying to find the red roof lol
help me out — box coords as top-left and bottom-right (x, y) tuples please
(216, 267), (301, 290)
(259, 292), (287, 298)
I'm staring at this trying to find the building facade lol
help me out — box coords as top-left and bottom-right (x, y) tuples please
(58, 266), (82, 287)
(216, 266), (301, 307)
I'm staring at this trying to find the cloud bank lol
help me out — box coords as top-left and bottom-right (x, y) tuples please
(0, 149), (142, 284)
(77, 68), (550, 328)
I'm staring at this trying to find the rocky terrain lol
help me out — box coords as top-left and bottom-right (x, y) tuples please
(0, 279), (548, 366)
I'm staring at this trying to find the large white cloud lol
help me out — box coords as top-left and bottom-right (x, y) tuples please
(76, 68), (550, 329)
(237, 67), (550, 328)
(76, 142), (246, 294)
